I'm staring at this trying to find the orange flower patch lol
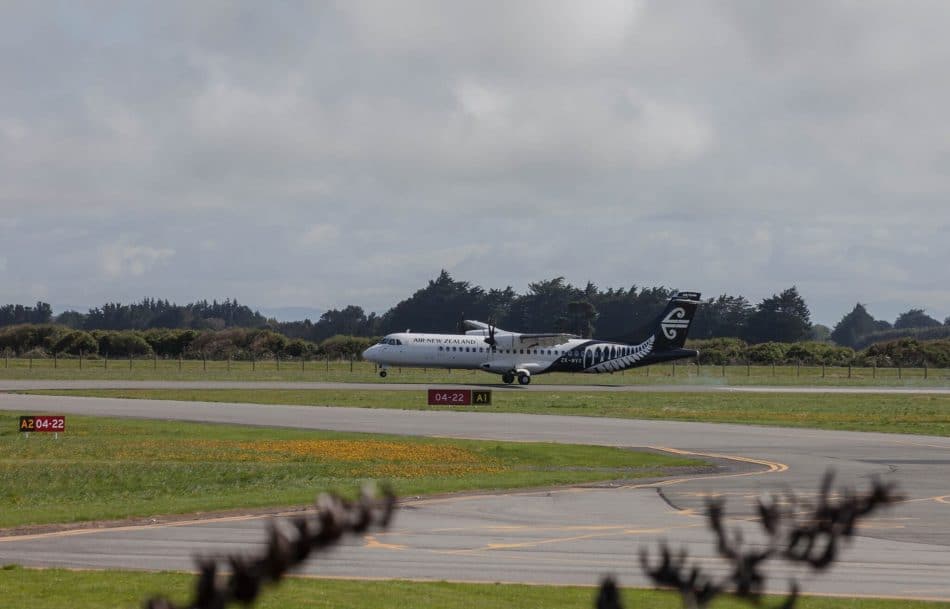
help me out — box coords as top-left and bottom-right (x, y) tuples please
(108, 439), (504, 477)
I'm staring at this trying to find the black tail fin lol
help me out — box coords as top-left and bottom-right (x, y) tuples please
(651, 291), (701, 351)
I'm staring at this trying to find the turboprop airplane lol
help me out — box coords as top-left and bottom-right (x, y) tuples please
(362, 291), (702, 385)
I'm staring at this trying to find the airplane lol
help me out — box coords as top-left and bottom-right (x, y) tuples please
(362, 291), (702, 385)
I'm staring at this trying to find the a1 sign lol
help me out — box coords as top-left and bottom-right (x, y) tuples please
(19, 415), (66, 433)
(427, 389), (492, 406)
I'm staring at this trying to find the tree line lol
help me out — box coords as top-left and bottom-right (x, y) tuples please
(2, 270), (949, 355)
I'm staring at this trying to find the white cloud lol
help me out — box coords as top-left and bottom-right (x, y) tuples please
(298, 223), (340, 247)
(1, 3), (949, 324)
(100, 239), (175, 279)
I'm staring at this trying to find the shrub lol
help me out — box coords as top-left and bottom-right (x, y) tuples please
(319, 335), (374, 359)
(52, 330), (99, 355)
(93, 331), (154, 357)
(688, 338), (747, 365)
(744, 342), (789, 364)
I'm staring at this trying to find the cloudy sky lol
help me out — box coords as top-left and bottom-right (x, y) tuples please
(2, 2), (949, 325)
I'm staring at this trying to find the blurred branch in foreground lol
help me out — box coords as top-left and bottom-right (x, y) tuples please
(144, 484), (395, 609)
(605, 471), (902, 609)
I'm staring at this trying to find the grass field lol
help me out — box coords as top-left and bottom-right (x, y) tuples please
(0, 413), (699, 528)
(1, 356), (949, 386)
(0, 567), (944, 609)
(22, 388), (950, 436)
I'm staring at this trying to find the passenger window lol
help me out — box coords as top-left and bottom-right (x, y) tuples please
(438, 346), (443, 351)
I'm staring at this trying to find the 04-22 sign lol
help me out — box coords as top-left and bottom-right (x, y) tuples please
(19, 415), (66, 433)
(426, 389), (491, 406)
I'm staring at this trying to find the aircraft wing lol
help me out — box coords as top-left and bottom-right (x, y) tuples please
(515, 333), (577, 348)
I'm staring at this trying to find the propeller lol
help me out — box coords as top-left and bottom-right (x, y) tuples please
(484, 316), (497, 348)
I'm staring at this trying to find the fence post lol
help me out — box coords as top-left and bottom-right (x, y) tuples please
(872, 364), (876, 378)
(898, 365), (902, 380)
(771, 362), (775, 376)
(349, 357), (354, 373)
(326, 355), (329, 372)
(848, 364), (852, 379)
(79, 350), (83, 369)
(203, 354), (207, 372)
(54, 353), (57, 369)
(227, 355), (231, 372)
(821, 364), (825, 378)
(646, 365), (649, 377)
(276, 354), (280, 371)
(252, 355), (256, 372)
(179, 354), (182, 371)
(154, 353), (157, 370)
(924, 364), (928, 380)
(104, 354), (108, 370)
(722, 363), (725, 378)
(29, 355), (32, 369)
(129, 353), (133, 371)
(301, 357), (305, 372)
(672, 362), (676, 377)
(747, 362), (751, 377)
(4, 353), (7, 368)
(797, 360), (801, 377)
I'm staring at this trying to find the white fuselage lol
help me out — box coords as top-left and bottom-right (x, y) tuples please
(362, 331), (655, 376)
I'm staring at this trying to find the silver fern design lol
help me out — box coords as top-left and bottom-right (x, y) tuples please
(661, 307), (690, 339)
(583, 335), (655, 373)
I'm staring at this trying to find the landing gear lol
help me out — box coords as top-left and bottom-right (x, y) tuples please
(379, 370), (388, 378)
(502, 372), (515, 384)
(517, 372), (531, 385)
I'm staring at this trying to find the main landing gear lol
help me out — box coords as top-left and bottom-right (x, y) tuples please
(502, 370), (531, 385)
(379, 369), (388, 378)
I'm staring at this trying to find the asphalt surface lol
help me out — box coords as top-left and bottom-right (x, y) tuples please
(1, 386), (949, 600)
(3, 378), (950, 394)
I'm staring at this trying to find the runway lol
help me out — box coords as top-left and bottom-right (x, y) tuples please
(3, 379), (950, 394)
(1, 390), (949, 600)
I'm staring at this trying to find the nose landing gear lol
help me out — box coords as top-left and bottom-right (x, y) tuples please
(379, 369), (388, 378)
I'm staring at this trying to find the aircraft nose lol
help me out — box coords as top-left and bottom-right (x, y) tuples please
(362, 345), (378, 362)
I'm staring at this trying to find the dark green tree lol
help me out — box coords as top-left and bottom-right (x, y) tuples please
(830, 303), (879, 347)
(744, 287), (812, 343)
(381, 270), (490, 334)
(894, 308), (942, 329)
(691, 294), (754, 339)
(566, 300), (598, 337)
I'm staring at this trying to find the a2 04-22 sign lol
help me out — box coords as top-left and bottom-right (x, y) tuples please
(19, 415), (66, 433)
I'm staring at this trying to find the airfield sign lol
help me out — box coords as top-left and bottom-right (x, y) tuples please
(19, 415), (66, 434)
(427, 389), (491, 406)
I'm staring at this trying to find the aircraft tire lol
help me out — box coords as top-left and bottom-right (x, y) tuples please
(379, 370), (387, 378)
(517, 373), (531, 385)
(502, 372), (515, 384)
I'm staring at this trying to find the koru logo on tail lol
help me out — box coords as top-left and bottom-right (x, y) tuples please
(661, 307), (690, 339)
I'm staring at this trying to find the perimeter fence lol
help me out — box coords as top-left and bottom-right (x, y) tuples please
(0, 354), (948, 384)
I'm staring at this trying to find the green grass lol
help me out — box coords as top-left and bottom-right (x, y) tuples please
(0, 567), (945, 609)
(0, 413), (699, 528)
(23, 388), (950, 436)
(0, 356), (948, 386)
